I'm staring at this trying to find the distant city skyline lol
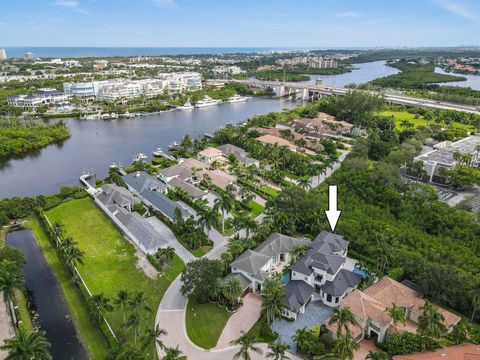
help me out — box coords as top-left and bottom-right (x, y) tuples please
(1, 0), (480, 48)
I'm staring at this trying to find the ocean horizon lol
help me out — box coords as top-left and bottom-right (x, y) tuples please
(2, 46), (324, 58)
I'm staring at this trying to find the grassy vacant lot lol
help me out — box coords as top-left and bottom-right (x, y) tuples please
(248, 201), (265, 218)
(185, 298), (231, 349)
(43, 198), (184, 356)
(26, 217), (107, 359)
(379, 110), (475, 132)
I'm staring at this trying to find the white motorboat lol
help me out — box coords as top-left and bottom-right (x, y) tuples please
(152, 147), (164, 157)
(177, 101), (194, 110)
(195, 95), (221, 108)
(227, 94), (250, 103)
(168, 142), (181, 151)
(133, 153), (148, 162)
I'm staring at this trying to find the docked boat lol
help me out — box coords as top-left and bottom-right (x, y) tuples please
(152, 147), (164, 157)
(168, 142), (181, 151)
(177, 101), (194, 111)
(195, 95), (221, 108)
(227, 94), (250, 103)
(122, 111), (135, 118)
(133, 153), (148, 162)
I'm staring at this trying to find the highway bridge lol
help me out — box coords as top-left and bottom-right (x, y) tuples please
(209, 79), (480, 115)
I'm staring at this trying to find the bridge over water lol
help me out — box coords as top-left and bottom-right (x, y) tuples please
(209, 79), (480, 115)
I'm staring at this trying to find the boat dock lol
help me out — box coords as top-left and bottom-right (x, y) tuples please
(79, 171), (102, 196)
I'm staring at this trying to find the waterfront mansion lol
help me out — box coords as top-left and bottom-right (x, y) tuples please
(229, 231), (362, 320)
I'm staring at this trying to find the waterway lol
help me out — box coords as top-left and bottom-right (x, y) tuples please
(6, 229), (89, 360)
(434, 67), (480, 91)
(0, 98), (295, 198)
(303, 60), (400, 87)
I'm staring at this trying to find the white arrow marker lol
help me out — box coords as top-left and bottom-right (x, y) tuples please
(325, 185), (341, 232)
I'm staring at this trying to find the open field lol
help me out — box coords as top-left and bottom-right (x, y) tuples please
(185, 298), (231, 349)
(43, 198), (184, 354)
(378, 110), (475, 131)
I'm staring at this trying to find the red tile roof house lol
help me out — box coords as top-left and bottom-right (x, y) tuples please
(393, 344), (480, 360)
(276, 112), (353, 139)
(326, 277), (461, 343)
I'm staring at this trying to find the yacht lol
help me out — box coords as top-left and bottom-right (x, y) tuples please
(133, 153), (148, 162)
(227, 94), (250, 103)
(177, 101), (194, 111)
(195, 95), (221, 108)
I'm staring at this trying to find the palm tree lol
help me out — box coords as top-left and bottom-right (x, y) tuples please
(157, 247), (175, 267)
(261, 278), (287, 325)
(180, 134), (193, 152)
(89, 293), (113, 323)
(214, 194), (234, 234)
(469, 280), (480, 321)
(417, 301), (447, 339)
(289, 245), (308, 264)
(292, 328), (312, 354)
(222, 277), (242, 308)
(114, 290), (130, 324)
(162, 346), (183, 360)
(366, 351), (388, 360)
(385, 303), (406, 326)
(328, 307), (357, 337)
(333, 332), (359, 360)
(197, 209), (217, 237)
(126, 313), (141, 345)
(0, 327), (52, 360)
(297, 177), (311, 191)
(220, 251), (233, 273)
(130, 291), (152, 315)
(141, 324), (167, 360)
(231, 331), (263, 360)
(266, 341), (290, 360)
(0, 260), (24, 305)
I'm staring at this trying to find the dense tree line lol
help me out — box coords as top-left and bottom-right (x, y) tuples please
(0, 119), (70, 159)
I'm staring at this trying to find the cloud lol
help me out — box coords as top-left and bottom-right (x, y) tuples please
(336, 11), (360, 18)
(53, 0), (89, 14)
(148, 0), (177, 9)
(435, 0), (480, 22)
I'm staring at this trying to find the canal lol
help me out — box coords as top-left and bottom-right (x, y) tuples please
(6, 229), (89, 360)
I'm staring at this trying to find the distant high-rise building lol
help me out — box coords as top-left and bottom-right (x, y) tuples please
(24, 52), (36, 61)
(0, 49), (6, 60)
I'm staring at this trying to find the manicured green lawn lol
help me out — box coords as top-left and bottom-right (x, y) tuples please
(185, 298), (231, 349)
(43, 198), (184, 355)
(26, 216), (107, 359)
(191, 246), (212, 257)
(245, 316), (278, 344)
(247, 201), (265, 217)
(379, 110), (475, 131)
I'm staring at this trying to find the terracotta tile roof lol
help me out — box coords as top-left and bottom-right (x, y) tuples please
(340, 289), (392, 327)
(198, 147), (223, 158)
(393, 344), (480, 360)
(326, 320), (364, 340)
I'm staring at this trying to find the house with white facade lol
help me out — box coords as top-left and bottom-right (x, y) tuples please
(8, 88), (69, 109)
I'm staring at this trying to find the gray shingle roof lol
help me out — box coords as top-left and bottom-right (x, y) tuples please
(167, 177), (207, 198)
(231, 250), (271, 275)
(123, 172), (168, 193)
(217, 144), (247, 157)
(284, 280), (315, 312)
(313, 231), (349, 254)
(139, 189), (191, 220)
(113, 206), (168, 252)
(255, 233), (310, 257)
(97, 184), (133, 207)
(321, 269), (362, 296)
(159, 165), (192, 179)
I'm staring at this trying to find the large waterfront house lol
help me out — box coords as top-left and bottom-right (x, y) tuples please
(217, 144), (259, 167)
(8, 88), (69, 109)
(229, 231), (362, 320)
(122, 171), (192, 221)
(95, 183), (168, 254)
(326, 277), (461, 343)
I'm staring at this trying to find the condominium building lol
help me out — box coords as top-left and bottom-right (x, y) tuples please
(0, 49), (6, 60)
(157, 72), (202, 93)
(63, 81), (100, 98)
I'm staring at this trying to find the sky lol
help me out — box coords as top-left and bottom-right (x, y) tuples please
(1, 0), (480, 48)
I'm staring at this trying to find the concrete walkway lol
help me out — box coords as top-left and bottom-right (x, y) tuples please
(0, 294), (15, 360)
(215, 293), (262, 349)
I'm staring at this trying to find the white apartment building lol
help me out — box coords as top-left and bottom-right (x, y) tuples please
(63, 81), (100, 98)
(213, 65), (244, 75)
(157, 72), (202, 94)
(0, 49), (7, 60)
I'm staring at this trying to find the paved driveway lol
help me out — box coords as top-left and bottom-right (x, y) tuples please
(215, 293), (262, 349)
(272, 301), (333, 351)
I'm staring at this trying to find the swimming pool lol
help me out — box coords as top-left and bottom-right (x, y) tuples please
(353, 266), (369, 278)
(281, 271), (291, 284)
